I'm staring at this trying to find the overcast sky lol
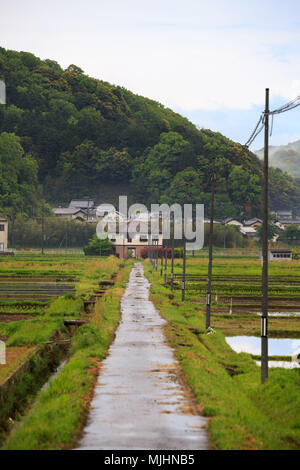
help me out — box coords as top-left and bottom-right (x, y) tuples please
(1, 0), (300, 149)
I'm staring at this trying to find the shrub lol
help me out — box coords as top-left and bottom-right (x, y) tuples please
(83, 235), (113, 256)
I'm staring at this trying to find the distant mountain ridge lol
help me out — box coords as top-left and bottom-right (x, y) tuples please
(255, 140), (300, 178)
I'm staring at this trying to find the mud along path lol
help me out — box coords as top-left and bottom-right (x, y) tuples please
(77, 263), (209, 450)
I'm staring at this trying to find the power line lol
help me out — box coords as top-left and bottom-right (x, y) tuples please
(269, 94), (300, 115)
(245, 94), (300, 147)
(245, 115), (265, 147)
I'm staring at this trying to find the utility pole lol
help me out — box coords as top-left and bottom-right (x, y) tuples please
(171, 213), (174, 291)
(261, 88), (269, 384)
(160, 242), (164, 276)
(182, 238), (186, 301)
(164, 241), (168, 283)
(66, 219), (68, 250)
(206, 164), (216, 329)
(149, 237), (153, 264)
(41, 202), (45, 255)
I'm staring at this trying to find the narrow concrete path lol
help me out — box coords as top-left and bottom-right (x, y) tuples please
(77, 263), (209, 450)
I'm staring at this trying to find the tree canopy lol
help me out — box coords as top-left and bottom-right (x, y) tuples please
(0, 47), (299, 219)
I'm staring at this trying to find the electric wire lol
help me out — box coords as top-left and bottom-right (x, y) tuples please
(245, 94), (300, 147)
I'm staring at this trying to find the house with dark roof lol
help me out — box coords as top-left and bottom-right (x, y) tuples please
(274, 210), (293, 220)
(52, 207), (88, 221)
(243, 218), (262, 228)
(69, 199), (94, 210)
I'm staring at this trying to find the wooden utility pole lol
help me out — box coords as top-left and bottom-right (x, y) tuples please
(164, 241), (168, 283)
(206, 164), (216, 329)
(181, 239), (186, 301)
(41, 202), (45, 255)
(261, 88), (269, 384)
(149, 237), (153, 264)
(171, 214), (174, 291)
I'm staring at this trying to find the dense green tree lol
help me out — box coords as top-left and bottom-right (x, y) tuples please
(278, 224), (300, 243)
(228, 165), (261, 216)
(0, 132), (40, 218)
(162, 167), (203, 205)
(96, 147), (132, 181)
(256, 223), (279, 244)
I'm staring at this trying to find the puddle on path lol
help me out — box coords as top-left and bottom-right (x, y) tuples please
(77, 263), (209, 450)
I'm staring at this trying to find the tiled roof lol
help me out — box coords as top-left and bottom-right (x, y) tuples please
(53, 207), (87, 215)
(69, 199), (94, 209)
(243, 218), (262, 226)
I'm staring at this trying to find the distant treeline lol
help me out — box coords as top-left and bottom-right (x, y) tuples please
(9, 216), (96, 248)
(8, 217), (251, 250)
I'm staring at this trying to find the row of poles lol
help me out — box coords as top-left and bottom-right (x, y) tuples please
(148, 230), (187, 302)
(150, 89), (270, 385)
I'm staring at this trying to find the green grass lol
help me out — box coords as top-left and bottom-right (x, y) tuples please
(2, 262), (132, 450)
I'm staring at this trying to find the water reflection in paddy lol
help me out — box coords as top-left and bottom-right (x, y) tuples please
(256, 312), (300, 317)
(226, 336), (300, 357)
(255, 360), (300, 369)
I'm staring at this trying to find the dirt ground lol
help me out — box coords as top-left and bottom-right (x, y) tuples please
(0, 346), (36, 385)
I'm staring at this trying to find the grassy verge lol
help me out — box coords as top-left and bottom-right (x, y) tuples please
(2, 261), (132, 450)
(145, 262), (300, 450)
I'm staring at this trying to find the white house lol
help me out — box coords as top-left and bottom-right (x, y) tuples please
(108, 232), (163, 258)
(240, 226), (257, 238)
(260, 249), (292, 261)
(223, 218), (243, 228)
(0, 214), (8, 252)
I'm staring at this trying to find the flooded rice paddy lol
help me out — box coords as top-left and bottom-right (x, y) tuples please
(226, 336), (300, 368)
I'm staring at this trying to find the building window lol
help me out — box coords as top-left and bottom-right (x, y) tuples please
(140, 236), (148, 242)
(0, 225), (4, 231)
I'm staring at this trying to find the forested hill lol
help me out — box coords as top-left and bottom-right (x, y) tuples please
(0, 47), (299, 220)
(255, 140), (300, 179)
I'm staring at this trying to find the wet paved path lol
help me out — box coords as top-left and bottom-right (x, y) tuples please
(77, 263), (209, 450)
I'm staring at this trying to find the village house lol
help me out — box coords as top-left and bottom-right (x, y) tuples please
(53, 198), (94, 221)
(69, 199), (94, 210)
(53, 200), (129, 224)
(108, 232), (163, 259)
(0, 214), (8, 252)
(260, 249), (292, 261)
(52, 207), (88, 221)
(274, 210), (293, 220)
(243, 218), (262, 228)
(223, 218), (243, 228)
(240, 226), (257, 238)
(275, 218), (300, 229)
